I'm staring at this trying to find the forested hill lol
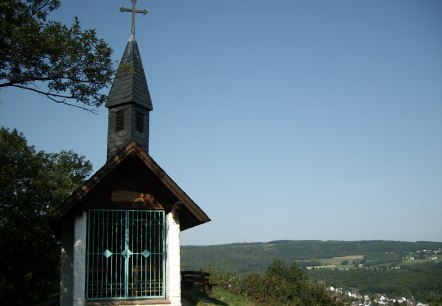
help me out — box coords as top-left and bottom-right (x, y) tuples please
(181, 240), (442, 272)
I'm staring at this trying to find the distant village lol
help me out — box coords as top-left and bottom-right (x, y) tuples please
(403, 248), (441, 261)
(326, 248), (441, 306)
(331, 287), (430, 306)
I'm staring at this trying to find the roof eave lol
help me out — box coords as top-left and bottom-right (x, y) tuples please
(50, 141), (210, 231)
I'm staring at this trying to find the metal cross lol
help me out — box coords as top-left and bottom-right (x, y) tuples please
(120, 0), (148, 36)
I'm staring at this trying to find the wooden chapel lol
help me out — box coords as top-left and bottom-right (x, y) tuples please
(50, 2), (210, 305)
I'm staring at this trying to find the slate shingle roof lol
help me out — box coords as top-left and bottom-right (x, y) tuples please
(106, 35), (153, 110)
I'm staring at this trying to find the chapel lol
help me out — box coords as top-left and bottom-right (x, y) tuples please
(50, 2), (210, 305)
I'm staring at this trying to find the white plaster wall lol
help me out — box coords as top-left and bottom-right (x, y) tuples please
(166, 212), (181, 306)
(60, 218), (74, 306)
(73, 212), (88, 306)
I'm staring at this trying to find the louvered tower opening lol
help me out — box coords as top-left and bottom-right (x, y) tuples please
(136, 112), (144, 133)
(115, 110), (125, 131)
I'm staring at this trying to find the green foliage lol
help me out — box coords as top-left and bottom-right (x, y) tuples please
(429, 295), (442, 306)
(0, 0), (114, 111)
(182, 240), (442, 303)
(308, 261), (442, 303)
(0, 128), (92, 305)
(182, 240), (442, 272)
(209, 260), (344, 306)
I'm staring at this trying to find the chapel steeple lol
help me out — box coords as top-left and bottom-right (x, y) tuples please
(106, 0), (152, 160)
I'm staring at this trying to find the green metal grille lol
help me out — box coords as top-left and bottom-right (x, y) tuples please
(86, 210), (166, 300)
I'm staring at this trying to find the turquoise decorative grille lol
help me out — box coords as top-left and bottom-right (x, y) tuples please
(86, 210), (166, 300)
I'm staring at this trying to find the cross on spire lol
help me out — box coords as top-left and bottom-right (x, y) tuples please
(120, 0), (148, 37)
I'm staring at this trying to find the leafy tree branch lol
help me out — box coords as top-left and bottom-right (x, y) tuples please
(0, 0), (115, 112)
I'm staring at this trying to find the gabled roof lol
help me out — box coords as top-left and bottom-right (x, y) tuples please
(50, 141), (210, 234)
(106, 35), (153, 110)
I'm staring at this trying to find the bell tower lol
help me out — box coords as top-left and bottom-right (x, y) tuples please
(106, 0), (153, 160)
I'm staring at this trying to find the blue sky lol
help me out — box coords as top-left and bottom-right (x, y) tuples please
(1, 0), (441, 245)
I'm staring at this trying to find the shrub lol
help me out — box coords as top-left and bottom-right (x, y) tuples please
(208, 260), (344, 306)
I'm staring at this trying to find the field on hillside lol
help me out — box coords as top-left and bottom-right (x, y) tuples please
(297, 254), (365, 270)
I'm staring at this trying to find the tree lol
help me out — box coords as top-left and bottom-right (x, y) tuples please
(0, 127), (92, 305)
(0, 0), (114, 112)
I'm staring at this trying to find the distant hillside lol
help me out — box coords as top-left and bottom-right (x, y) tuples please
(181, 240), (442, 272)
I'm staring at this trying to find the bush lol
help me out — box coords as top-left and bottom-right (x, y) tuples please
(208, 260), (344, 306)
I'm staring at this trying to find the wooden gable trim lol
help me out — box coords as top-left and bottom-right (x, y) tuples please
(133, 145), (210, 224)
(50, 141), (210, 230)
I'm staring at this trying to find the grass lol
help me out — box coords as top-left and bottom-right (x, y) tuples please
(321, 255), (364, 266)
(298, 255), (365, 270)
(182, 287), (258, 306)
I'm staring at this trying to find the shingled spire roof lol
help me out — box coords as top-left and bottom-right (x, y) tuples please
(106, 35), (153, 110)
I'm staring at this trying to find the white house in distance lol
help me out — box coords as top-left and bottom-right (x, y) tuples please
(50, 3), (210, 305)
